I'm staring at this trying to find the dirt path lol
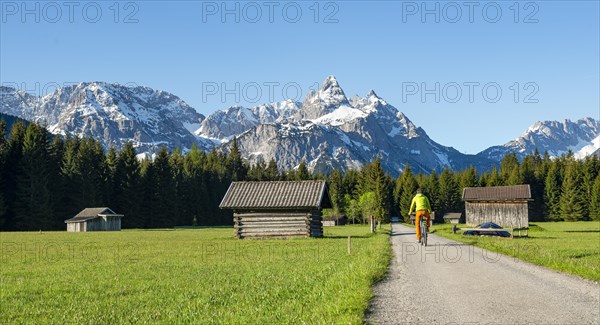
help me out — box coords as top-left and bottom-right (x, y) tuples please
(366, 223), (600, 324)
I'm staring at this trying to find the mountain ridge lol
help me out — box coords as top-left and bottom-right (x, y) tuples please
(1, 77), (598, 175)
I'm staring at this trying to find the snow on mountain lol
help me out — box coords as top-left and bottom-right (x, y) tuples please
(2, 77), (596, 175)
(195, 100), (300, 141)
(574, 135), (600, 159)
(0, 82), (207, 152)
(478, 117), (599, 160)
(215, 76), (494, 175)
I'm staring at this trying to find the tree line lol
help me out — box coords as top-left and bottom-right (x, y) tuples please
(1, 119), (598, 231)
(328, 149), (600, 224)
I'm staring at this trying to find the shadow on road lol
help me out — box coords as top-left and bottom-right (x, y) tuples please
(391, 232), (414, 237)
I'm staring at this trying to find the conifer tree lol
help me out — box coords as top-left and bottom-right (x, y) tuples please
(295, 160), (310, 180)
(15, 123), (52, 230)
(590, 173), (600, 221)
(265, 158), (279, 180)
(438, 167), (460, 218)
(397, 163), (417, 222)
(559, 159), (585, 221)
(544, 161), (562, 221)
(328, 169), (344, 215)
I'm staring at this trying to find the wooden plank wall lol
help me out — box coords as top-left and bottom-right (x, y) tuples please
(68, 216), (122, 232)
(465, 201), (529, 228)
(234, 210), (323, 239)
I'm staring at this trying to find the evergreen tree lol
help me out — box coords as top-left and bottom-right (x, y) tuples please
(358, 159), (392, 221)
(152, 147), (176, 227)
(170, 148), (186, 225)
(226, 137), (247, 181)
(48, 135), (66, 228)
(590, 173), (600, 221)
(424, 170), (440, 213)
(460, 166), (479, 189)
(0, 120), (8, 228)
(559, 159), (585, 221)
(544, 161), (562, 221)
(265, 158), (280, 180)
(114, 142), (141, 228)
(328, 169), (344, 215)
(2, 121), (26, 230)
(15, 123), (52, 230)
(397, 163), (418, 222)
(500, 152), (519, 182)
(506, 165), (523, 185)
(76, 138), (106, 207)
(438, 167), (460, 218)
(295, 160), (310, 180)
(488, 167), (503, 186)
(105, 147), (118, 207)
(581, 156), (599, 219)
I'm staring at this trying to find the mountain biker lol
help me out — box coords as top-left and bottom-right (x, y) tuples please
(408, 188), (432, 242)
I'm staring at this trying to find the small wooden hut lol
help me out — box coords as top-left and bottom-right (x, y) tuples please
(219, 180), (332, 239)
(65, 207), (124, 232)
(462, 185), (531, 228)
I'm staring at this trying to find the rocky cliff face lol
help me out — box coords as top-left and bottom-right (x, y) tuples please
(2, 77), (597, 175)
(1, 82), (208, 152)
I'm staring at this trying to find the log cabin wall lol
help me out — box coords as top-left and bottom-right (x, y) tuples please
(234, 210), (323, 239)
(465, 201), (529, 228)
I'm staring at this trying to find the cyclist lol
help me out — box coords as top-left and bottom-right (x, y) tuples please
(408, 188), (432, 242)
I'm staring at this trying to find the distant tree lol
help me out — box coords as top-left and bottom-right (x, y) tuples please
(114, 142), (141, 228)
(544, 161), (562, 221)
(152, 147), (176, 227)
(265, 158), (280, 180)
(2, 121), (26, 230)
(295, 160), (310, 180)
(359, 191), (380, 232)
(559, 159), (585, 221)
(423, 170), (440, 213)
(328, 169), (344, 215)
(590, 174), (600, 221)
(487, 167), (503, 186)
(247, 159), (267, 181)
(581, 156), (599, 219)
(397, 163), (418, 223)
(15, 123), (52, 230)
(226, 137), (247, 181)
(343, 194), (361, 224)
(437, 168), (460, 218)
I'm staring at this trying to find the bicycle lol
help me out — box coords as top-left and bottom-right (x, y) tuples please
(419, 216), (428, 246)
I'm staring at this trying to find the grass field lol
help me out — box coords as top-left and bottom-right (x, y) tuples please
(0, 225), (390, 324)
(431, 221), (600, 281)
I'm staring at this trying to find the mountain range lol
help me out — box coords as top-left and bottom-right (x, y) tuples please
(1, 76), (598, 175)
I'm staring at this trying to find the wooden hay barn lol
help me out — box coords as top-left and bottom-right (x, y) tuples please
(65, 208), (124, 232)
(219, 180), (332, 239)
(462, 185), (532, 228)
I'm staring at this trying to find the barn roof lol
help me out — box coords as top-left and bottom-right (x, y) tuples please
(219, 180), (332, 210)
(462, 185), (531, 201)
(64, 207), (124, 223)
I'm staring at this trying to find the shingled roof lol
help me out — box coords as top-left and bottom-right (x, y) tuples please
(64, 207), (124, 223)
(462, 185), (532, 201)
(220, 181), (332, 209)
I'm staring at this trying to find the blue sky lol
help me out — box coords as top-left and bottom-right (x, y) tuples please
(1, 1), (599, 153)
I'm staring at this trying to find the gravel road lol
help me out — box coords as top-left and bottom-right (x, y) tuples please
(366, 223), (600, 324)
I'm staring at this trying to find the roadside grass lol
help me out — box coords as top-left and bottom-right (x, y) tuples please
(0, 225), (390, 324)
(430, 221), (600, 281)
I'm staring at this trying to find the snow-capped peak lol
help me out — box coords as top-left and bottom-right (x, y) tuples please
(316, 75), (348, 105)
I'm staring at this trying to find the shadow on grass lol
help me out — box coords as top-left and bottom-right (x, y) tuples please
(564, 230), (600, 233)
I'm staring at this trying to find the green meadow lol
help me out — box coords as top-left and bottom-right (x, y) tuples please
(0, 225), (390, 324)
(431, 221), (600, 281)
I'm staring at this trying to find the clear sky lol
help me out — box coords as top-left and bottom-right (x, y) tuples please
(1, 1), (599, 153)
